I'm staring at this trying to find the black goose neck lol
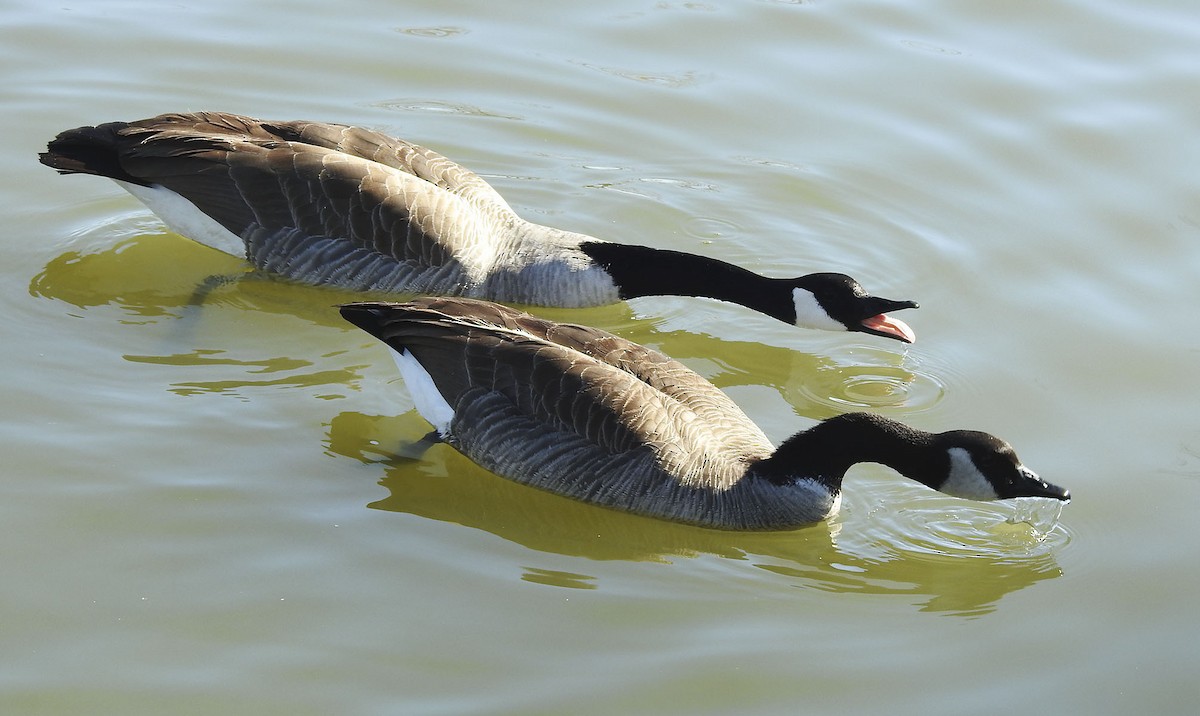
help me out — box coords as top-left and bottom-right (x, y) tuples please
(754, 412), (939, 489)
(577, 242), (794, 323)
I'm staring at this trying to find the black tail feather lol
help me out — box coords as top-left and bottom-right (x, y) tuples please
(39, 122), (150, 186)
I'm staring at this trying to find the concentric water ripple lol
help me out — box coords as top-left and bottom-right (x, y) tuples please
(680, 215), (740, 241)
(790, 345), (946, 413)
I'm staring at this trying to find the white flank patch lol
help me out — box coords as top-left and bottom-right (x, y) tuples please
(941, 447), (1001, 501)
(389, 347), (454, 436)
(116, 180), (246, 257)
(825, 488), (843, 519)
(792, 287), (847, 332)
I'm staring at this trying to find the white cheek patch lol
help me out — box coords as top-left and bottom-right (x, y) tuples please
(389, 347), (454, 436)
(940, 447), (1001, 501)
(792, 287), (847, 332)
(117, 180), (246, 257)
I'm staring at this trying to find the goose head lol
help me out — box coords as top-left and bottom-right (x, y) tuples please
(761, 412), (1069, 505)
(790, 273), (919, 343)
(932, 430), (1070, 501)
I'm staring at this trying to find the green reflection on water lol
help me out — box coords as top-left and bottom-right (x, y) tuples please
(29, 235), (244, 315)
(122, 349), (355, 398)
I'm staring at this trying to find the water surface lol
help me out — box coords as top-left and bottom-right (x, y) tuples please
(4, 0), (1199, 713)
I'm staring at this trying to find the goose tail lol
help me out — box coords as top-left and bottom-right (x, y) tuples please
(39, 121), (147, 185)
(339, 302), (394, 339)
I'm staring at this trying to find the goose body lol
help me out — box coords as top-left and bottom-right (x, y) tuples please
(41, 111), (917, 342)
(340, 297), (1068, 530)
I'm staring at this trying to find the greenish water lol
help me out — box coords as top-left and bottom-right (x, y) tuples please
(4, 0), (1199, 713)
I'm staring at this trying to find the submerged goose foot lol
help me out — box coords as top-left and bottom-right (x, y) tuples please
(188, 273), (243, 306)
(387, 429), (445, 463)
(411, 428), (446, 455)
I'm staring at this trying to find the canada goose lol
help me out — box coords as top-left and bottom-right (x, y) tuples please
(40, 111), (918, 342)
(340, 297), (1068, 530)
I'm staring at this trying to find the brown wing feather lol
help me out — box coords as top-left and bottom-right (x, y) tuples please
(398, 297), (772, 451)
(341, 298), (774, 480)
(259, 118), (516, 214)
(39, 112), (498, 268)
